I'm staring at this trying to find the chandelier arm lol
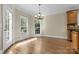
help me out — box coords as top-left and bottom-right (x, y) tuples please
(39, 4), (41, 13)
(34, 4), (44, 20)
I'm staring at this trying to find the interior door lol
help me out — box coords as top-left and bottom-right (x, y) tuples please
(3, 5), (13, 50)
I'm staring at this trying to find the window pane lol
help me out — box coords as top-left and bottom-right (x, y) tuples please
(20, 16), (27, 33)
(5, 10), (9, 31)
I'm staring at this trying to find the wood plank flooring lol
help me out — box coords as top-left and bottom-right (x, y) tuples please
(4, 37), (75, 54)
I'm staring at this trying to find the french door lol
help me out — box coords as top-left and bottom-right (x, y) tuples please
(34, 20), (43, 36)
(3, 5), (13, 50)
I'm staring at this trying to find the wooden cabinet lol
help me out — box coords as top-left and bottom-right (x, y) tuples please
(67, 10), (79, 53)
(67, 10), (77, 25)
(67, 10), (78, 41)
(72, 31), (79, 53)
(67, 30), (72, 41)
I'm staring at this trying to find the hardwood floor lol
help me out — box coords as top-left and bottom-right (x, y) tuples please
(4, 37), (75, 54)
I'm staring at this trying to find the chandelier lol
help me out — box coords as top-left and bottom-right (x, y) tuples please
(34, 4), (44, 20)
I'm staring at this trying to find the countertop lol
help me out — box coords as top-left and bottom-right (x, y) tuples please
(68, 27), (79, 31)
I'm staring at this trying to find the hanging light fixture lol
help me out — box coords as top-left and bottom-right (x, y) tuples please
(34, 4), (44, 20)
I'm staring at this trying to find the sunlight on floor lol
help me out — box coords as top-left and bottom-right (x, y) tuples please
(16, 38), (37, 46)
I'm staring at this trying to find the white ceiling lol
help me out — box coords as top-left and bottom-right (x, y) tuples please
(14, 4), (79, 16)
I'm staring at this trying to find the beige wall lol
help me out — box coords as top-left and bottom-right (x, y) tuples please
(0, 5), (2, 50)
(28, 12), (67, 39)
(43, 13), (67, 39)
(0, 4), (1, 49)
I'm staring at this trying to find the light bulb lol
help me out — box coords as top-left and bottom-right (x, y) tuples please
(34, 15), (37, 17)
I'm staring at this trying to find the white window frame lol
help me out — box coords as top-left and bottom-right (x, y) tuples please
(34, 19), (43, 36)
(20, 16), (28, 34)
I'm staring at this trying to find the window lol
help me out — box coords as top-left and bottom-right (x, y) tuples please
(35, 20), (40, 34)
(20, 16), (28, 33)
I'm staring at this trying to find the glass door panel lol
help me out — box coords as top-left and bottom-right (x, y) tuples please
(3, 5), (13, 50)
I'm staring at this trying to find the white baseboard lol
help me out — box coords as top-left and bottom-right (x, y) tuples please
(13, 34), (67, 43)
(30, 34), (67, 39)
(42, 35), (67, 39)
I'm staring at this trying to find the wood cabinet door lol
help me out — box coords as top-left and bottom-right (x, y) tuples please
(67, 10), (77, 24)
(67, 30), (72, 41)
(72, 31), (78, 51)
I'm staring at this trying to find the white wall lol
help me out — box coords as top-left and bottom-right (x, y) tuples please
(1, 5), (32, 51)
(2, 5), (15, 50)
(43, 13), (67, 39)
(12, 8), (32, 43)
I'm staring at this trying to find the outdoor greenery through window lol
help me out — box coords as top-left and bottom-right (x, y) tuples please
(20, 16), (27, 33)
(5, 10), (9, 31)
